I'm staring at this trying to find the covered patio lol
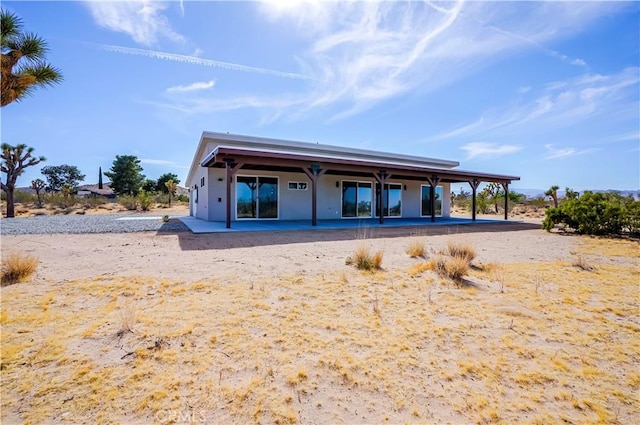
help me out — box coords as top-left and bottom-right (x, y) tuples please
(201, 145), (521, 228)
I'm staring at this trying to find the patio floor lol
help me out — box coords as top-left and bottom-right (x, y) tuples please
(177, 216), (513, 234)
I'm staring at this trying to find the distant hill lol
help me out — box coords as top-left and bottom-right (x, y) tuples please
(512, 188), (639, 200)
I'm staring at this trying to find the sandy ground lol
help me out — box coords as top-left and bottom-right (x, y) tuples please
(2, 219), (639, 424)
(3, 222), (568, 284)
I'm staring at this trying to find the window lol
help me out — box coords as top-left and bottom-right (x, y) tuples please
(288, 181), (308, 190)
(341, 181), (372, 218)
(375, 183), (402, 217)
(236, 176), (278, 219)
(200, 177), (205, 187)
(421, 185), (443, 216)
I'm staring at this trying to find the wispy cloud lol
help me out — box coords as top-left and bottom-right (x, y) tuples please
(99, 44), (313, 80)
(439, 67), (639, 139)
(544, 144), (598, 160)
(140, 158), (189, 169)
(166, 80), (215, 93)
(144, 1), (631, 120)
(85, 1), (184, 45)
(460, 142), (522, 160)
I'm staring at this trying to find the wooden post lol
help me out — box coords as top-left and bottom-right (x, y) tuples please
(469, 179), (481, 221)
(224, 159), (243, 229)
(374, 171), (389, 224)
(426, 175), (441, 223)
(303, 165), (326, 226)
(502, 182), (509, 220)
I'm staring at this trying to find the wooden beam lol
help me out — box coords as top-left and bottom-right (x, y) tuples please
(426, 175), (441, 223)
(501, 182), (509, 220)
(303, 165), (326, 226)
(224, 160), (243, 229)
(469, 179), (481, 222)
(374, 170), (389, 224)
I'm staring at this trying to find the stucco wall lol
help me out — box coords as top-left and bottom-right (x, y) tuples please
(192, 168), (451, 221)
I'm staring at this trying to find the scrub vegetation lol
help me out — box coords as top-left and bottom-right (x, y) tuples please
(1, 252), (38, 286)
(1, 237), (638, 424)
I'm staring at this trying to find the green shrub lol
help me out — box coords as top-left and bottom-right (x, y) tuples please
(13, 191), (36, 204)
(81, 196), (108, 208)
(47, 193), (76, 209)
(137, 192), (153, 211)
(118, 194), (138, 210)
(543, 191), (639, 236)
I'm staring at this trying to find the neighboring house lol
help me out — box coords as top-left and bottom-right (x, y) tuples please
(76, 184), (116, 200)
(186, 132), (520, 228)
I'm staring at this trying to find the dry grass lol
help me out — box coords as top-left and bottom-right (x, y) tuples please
(572, 255), (596, 272)
(346, 245), (383, 270)
(405, 239), (426, 258)
(1, 252), (38, 286)
(1, 236), (639, 424)
(445, 241), (477, 263)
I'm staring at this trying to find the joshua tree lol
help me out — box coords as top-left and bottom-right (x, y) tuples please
(1, 8), (63, 107)
(565, 187), (579, 200)
(545, 185), (560, 208)
(1, 143), (45, 217)
(30, 178), (45, 207)
(165, 179), (178, 206)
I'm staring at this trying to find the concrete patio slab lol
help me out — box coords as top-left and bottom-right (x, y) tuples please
(177, 215), (514, 234)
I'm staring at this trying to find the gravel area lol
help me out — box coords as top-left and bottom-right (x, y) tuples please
(0, 213), (189, 235)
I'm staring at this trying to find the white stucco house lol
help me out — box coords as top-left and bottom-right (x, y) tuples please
(186, 132), (519, 228)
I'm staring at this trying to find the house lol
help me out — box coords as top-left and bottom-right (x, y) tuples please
(186, 132), (520, 228)
(76, 184), (116, 200)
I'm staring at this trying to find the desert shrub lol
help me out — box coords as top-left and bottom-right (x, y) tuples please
(137, 192), (153, 211)
(13, 191), (36, 204)
(118, 194), (138, 210)
(572, 255), (596, 272)
(445, 241), (476, 263)
(443, 256), (470, 282)
(429, 254), (469, 283)
(154, 193), (170, 205)
(176, 194), (189, 203)
(47, 193), (76, 209)
(543, 191), (639, 236)
(406, 239), (426, 258)
(1, 253), (38, 286)
(346, 246), (383, 270)
(81, 196), (108, 208)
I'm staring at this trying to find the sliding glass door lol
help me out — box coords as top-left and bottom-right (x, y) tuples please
(421, 185), (443, 216)
(342, 181), (372, 218)
(237, 176), (278, 219)
(375, 183), (402, 217)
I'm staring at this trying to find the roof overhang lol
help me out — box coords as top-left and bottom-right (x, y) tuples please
(201, 146), (520, 184)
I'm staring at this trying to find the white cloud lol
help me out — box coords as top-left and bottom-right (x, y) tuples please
(140, 158), (175, 165)
(85, 1), (184, 45)
(438, 67), (640, 139)
(460, 142), (522, 160)
(166, 80), (215, 94)
(99, 44), (313, 80)
(544, 144), (598, 160)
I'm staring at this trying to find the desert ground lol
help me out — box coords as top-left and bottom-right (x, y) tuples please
(1, 214), (638, 424)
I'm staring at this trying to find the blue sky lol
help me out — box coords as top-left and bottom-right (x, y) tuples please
(2, 0), (639, 192)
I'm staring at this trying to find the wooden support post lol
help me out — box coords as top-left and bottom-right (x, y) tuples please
(303, 165), (326, 226)
(374, 170), (389, 224)
(469, 179), (481, 222)
(502, 182), (509, 220)
(426, 175), (441, 223)
(224, 159), (243, 229)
